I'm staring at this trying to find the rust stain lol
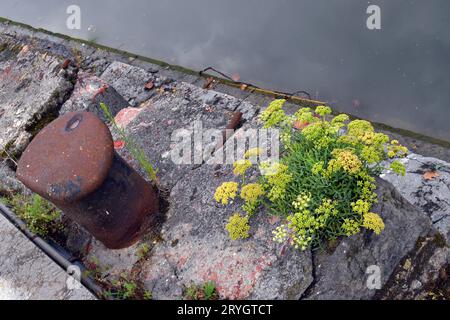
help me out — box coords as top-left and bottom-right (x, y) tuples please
(144, 81), (154, 90)
(92, 84), (109, 101)
(114, 140), (125, 150)
(114, 107), (143, 129)
(61, 59), (71, 70)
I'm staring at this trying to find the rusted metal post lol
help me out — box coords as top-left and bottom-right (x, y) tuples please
(16, 111), (159, 249)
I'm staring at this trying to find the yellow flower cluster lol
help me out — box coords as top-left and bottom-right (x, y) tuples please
(363, 212), (385, 235)
(327, 149), (362, 175)
(356, 174), (377, 204)
(388, 140), (408, 158)
(294, 107), (311, 119)
(356, 131), (389, 146)
(244, 147), (262, 159)
(260, 162), (292, 201)
(240, 183), (264, 215)
(342, 218), (361, 236)
(214, 181), (239, 205)
(241, 183), (264, 203)
(288, 211), (316, 231)
(260, 99), (287, 128)
(226, 213), (250, 240)
(277, 196), (337, 250)
(233, 159), (252, 176)
(296, 108), (345, 149)
(273, 223), (313, 250)
(351, 199), (371, 215)
(286, 211), (316, 250)
(361, 145), (383, 164)
(217, 102), (402, 246)
(354, 131), (389, 164)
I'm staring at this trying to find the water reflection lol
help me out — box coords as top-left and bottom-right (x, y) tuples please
(1, 0), (449, 141)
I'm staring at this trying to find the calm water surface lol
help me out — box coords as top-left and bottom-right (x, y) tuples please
(1, 0), (449, 141)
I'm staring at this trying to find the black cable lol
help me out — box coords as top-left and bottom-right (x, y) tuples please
(0, 201), (103, 299)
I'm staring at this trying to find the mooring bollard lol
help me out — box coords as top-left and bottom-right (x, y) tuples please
(16, 111), (159, 249)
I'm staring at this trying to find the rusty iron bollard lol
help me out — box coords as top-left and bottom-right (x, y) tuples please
(16, 111), (159, 249)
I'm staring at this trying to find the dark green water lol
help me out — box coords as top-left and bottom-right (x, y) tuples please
(1, 0), (450, 141)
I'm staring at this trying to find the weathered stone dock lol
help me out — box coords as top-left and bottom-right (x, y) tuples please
(0, 211), (94, 299)
(0, 21), (448, 300)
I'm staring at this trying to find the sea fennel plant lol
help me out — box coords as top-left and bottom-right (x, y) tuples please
(215, 99), (407, 250)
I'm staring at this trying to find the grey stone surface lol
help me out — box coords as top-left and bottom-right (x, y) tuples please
(0, 38), (76, 156)
(84, 239), (141, 278)
(101, 61), (258, 118)
(376, 233), (449, 299)
(141, 164), (313, 300)
(305, 178), (432, 300)
(119, 81), (258, 189)
(381, 153), (450, 242)
(83, 58), (110, 76)
(0, 211), (95, 300)
(100, 61), (158, 106)
(66, 223), (92, 258)
(0, 161), (27, 196)
(59, 72), (129, 120)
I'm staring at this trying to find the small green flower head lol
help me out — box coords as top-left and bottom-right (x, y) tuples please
(347, 119), (374, 137)
(361, 146), (383, 164)
(214, 182), (239, 205)
(292, 192), (312, 211)
(351, 199), (371, 215)
(331, 114), (349, 124)
(226, 213), (250, 240)
(240, 183), (264, 204)
(390, 160), (406, 176)
(311, 161), (324, 175)
(280, 131), (292, 146)
(342, 218), (361, 236)
(292, 233), (312, 251)
(315, 199), (338, 217)
(297, 111), (315, 123)
(295, 107), (311, 117)
(272, 224), (289, 243)
(301, 122), (324, 141)
(315, 105), (332, 117)
(260, 99), (287, 128)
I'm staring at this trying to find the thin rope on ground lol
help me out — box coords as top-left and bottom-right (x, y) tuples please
(198, 66), (326, 105)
